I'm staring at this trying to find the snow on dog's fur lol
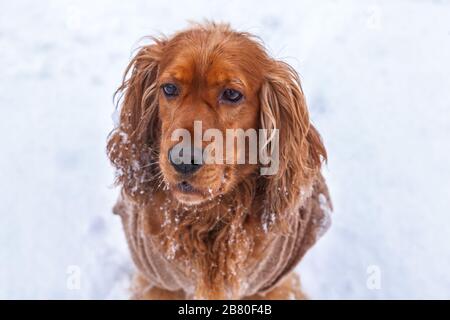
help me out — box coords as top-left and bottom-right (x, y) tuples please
(107, 22), (332, 299)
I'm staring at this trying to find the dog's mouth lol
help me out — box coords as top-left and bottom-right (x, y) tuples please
(176, 181), (200, 194)
(172, 180), (210, 205)
(170, 176), (231, 206)
(160, 158), (233, 206)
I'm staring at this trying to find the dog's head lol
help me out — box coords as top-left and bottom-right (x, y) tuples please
(108, 23), (326, 212)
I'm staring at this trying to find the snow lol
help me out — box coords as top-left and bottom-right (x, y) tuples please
(1, 0), (450, 299)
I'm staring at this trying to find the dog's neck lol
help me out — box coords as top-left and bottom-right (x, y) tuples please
(143, 178), (270, 298)
(131, 172), (313, 299)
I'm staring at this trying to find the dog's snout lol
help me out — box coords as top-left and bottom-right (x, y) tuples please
(168, 147), (203, 175)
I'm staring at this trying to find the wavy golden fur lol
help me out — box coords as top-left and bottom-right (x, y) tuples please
(107, 22), (331, 299)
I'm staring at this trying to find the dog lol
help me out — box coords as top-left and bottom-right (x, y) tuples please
(107, 22), (332, 300)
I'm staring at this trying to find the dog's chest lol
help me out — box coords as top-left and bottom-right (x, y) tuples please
(119, 203), (306, 298)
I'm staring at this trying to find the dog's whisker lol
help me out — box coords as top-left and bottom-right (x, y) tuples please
(139, 161), (159, 169)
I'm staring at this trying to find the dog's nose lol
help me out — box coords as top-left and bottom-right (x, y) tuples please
(168, 147), (203, 175)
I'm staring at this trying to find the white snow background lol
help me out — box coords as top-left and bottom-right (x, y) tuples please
(1, 0), (449, 299)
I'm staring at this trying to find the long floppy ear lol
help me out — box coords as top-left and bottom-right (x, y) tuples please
(259, 60), (327, 229)
(107, 39), (165, 200)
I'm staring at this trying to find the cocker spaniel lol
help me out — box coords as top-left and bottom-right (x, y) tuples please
(107, 22), (332, 300)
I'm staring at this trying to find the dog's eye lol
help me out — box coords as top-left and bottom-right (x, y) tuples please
(221, 88), (243, 104)
(161, 83), (179, 97)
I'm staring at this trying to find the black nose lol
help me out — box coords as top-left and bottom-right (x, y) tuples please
(168, 147), (203, 175)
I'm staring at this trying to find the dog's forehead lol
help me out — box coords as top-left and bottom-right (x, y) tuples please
(159, 50), (248, 88)
(159, 33), (267, 87)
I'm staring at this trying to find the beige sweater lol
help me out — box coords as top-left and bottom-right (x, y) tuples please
(114, 175), (331, 298)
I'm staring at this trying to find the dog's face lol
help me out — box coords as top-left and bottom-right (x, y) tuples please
(157, 31), (266, 205)
(108, 23), (326, 211)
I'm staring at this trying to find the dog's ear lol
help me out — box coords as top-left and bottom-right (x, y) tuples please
(107, 39), (165, 199)
(259, 60), (327, 227)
